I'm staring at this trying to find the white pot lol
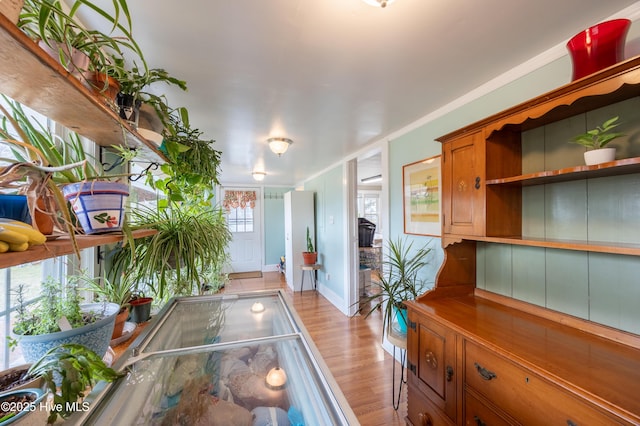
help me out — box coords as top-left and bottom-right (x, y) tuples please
(584, 147), (616, 165)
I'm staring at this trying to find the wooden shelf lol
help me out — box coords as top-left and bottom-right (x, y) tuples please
(486, 156), (640, 186)
(0, 14), (167, 163)
(0, 228), (156, 269)
(446, 234), (640, 256)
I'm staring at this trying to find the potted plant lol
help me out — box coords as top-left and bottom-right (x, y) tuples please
(27, 343), (123, 424)
(116, 203), (231, 304)
(78, 274), (134, 339)
(302, 226), (317, 265)
(144, 106), (221, 208)
(355, 237), (432, 336)
(0, 98), (130, 236)
(0, 387), (46, 425)
(570, 116), (625, 165)
(18, 0), (141, 81)
(0, 364), (43, 393)
(10, 278), (120, 364)
(114, 62), (187, 128)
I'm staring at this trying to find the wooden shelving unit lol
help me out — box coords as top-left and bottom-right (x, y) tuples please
(0, 14), (167, 163)
(0, 229), (156, 269)
(486, 157), (640, 186)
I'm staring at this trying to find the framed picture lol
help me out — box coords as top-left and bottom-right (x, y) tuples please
(403, 155), (441, 236)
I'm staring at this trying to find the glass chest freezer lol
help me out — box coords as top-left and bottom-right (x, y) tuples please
(71, 290), (359, 425)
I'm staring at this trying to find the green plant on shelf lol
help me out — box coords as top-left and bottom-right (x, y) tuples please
(570, 116), (625, 150)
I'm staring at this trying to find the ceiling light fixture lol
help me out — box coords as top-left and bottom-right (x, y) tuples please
(252, 171), (266, 181)
(362, 0), (396, 8)
(361, 174), (382, 183)
(267, 137), (293, 156)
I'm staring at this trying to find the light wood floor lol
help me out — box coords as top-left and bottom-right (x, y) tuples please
(223, 271), (408, 426)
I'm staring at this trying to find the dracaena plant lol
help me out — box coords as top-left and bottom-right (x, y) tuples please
(570, 116), (625, 150)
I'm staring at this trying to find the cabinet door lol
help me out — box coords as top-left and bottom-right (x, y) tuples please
(408, 311), (457, 421)
(442, 131), (485, 236)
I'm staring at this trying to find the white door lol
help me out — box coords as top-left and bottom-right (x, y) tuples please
(223, 187), (262, 273)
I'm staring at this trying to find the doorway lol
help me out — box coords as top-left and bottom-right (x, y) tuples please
(350, 149), (386, 314)
(222, 187), (263, 273)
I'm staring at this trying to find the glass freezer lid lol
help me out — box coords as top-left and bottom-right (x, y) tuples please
(81, 335), (352, 425)
(137, 291), (299, 353)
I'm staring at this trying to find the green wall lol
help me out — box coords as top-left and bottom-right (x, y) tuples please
(305, 165), (345, 296)
(263, 187), (293, 267)
(304, 13), (640, 319)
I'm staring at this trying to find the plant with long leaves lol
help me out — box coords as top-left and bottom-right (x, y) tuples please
(18, 0), (143, 77)
(355, 237), (433, 336)
(112, 203), (231, 301)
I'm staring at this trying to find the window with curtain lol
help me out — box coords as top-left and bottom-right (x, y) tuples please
(223, 190), (256, 233)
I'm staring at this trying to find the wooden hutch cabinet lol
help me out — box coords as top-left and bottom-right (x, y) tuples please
(406, 56), (640, 426)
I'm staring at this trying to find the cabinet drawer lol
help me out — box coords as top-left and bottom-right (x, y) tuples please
(465, 389), (515, 426)
(408, 385), (455, 426)
(465, 341), (625, 426)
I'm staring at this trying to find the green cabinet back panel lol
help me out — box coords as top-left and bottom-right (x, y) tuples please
(511, 246), (546, 307)
(478, 98), (640, 334)
(589, 252), (640, 334)
(545, 249), (589, 319)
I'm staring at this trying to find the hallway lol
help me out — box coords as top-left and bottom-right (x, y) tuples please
(223, 271), (408, 426)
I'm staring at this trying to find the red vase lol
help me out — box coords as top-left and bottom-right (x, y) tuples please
(567, 19), (631, 81)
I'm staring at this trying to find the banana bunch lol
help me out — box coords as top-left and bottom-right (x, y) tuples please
(0, 219), (47, 253)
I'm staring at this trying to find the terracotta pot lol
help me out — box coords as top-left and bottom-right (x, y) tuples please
(83, 71), (121, 106)
(302, 252), (317, 265)
(33, 197), (54, 235)
(111, 306), (129, 339)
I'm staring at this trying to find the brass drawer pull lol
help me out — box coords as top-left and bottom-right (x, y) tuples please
(425, 351), (438, 369)
(474, 362), (497, 381)
(418, 412), (433, 426)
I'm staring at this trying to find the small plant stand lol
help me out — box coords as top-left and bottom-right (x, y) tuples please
(299, 264), (321, 292)
(387, 325), (407, 411)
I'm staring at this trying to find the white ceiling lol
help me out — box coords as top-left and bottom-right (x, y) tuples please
(84, 0), (638, 186)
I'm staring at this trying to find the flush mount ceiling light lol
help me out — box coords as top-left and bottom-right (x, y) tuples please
(362, 0), (396, 7)
(361, 174), (382, 183)
(252, 171), (267, 181)
(267, 137), (292, 156)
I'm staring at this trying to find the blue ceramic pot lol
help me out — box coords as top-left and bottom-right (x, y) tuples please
(0, 388), (46, 425)
(392, 305), (408, 334)
(15, 303), (119, 363)
(62, 182), (129, 234)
